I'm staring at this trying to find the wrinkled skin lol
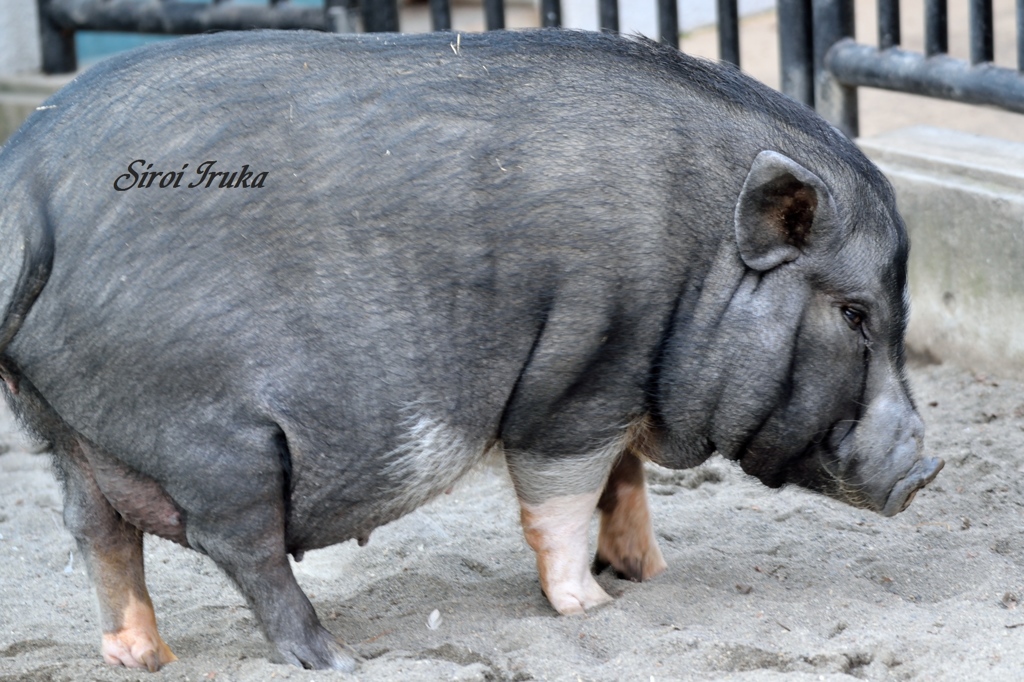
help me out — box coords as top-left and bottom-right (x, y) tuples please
(0, 30), (941, 671)
(655, 151), (942, 515)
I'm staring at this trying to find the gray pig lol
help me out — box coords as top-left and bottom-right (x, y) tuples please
(0, 29), (942, 671)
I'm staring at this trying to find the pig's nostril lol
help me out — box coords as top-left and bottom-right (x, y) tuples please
(899, 458), (944, 512)
(920, 457), (944, 482)
(908, 457), (944, 491)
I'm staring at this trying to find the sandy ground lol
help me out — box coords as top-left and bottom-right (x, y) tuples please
(0, 360), (1022, 681)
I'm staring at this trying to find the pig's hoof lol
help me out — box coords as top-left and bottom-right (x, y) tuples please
(545, 574), (613, 615)
(274, 630), (356, 671)
(593, 545), (667, 582)
(102, 628), (177, 672)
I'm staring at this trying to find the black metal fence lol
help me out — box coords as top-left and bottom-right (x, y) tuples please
(35, 0), (1024, 138)
(35, 0), (743, 72)
(822, 0), (1024, 136)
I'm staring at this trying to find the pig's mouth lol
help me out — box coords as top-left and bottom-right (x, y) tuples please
(815, 449), (944, 517)
(878, 456), (944, 516)
(773, 419), (944, 517)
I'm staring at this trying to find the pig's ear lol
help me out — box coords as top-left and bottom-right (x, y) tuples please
(734, 150), (837, 272)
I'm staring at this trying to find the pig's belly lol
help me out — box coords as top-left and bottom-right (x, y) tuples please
(283, 425), (500, 552)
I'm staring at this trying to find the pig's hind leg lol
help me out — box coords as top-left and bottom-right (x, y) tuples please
(52, 442), (177, 672)
(594, 448), (667, 582)
(181, 432), (354, 671)
(192, 528), (353, 671)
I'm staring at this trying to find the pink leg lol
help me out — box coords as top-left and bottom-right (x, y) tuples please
(56, 443), (176, 672)
(100, 585), (177, 672)
(519, 491), (613, 615)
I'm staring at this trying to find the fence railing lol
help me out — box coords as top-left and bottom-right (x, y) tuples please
(34, 0), (1024, 138)
(35, 0), (746, 71)
(37, 0), (427, 72)
(822, 0), (1024, 136)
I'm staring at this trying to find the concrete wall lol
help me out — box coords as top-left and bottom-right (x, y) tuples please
(0, 0), (58, 142)
(859, 126), (1024, 380)
(0, 73), (72, 143)
(0, 0), (42, 75)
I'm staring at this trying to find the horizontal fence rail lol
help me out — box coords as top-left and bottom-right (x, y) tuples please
(37, 0), (746, 74)
(37, 0), (359, 72)
(827, 41), (1024, 114)
(42, 0), (330, 33)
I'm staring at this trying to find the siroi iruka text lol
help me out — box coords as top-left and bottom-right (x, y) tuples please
(114, 159), (268, 191)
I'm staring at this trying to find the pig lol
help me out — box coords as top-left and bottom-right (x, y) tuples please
(0, 29), (943, 671)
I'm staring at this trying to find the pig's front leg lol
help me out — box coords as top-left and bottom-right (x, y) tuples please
(54, 442), (176, 672)
(507, 445), (621, 615)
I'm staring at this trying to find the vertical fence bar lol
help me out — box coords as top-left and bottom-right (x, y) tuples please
(878, 0), (900, 48)
(659, 0), (679, 48)
(429, 0), (452, 31)
(970, 0), (994, 63)
(925, 0), (948, 55)
(37, 0), (76, 73)
(1017, 0), (1024, 69)
(540, 0), (561, 27)
(599, 0), (618, 32)
(813, 0), (858, 136)
(362, 0), (398, 32)
(326, 0), (360, 32)
(484, 0), (505, 30)
(778, 0), (814, 106)
(717, 0), (740, 66)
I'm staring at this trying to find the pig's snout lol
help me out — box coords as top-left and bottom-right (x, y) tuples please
(853, 411), (943, 517)
(836, 389), (945, 517)
(796, 405), (945, 516)
(879, 455), (944, 517)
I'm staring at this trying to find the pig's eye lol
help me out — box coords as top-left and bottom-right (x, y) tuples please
(841, 306), (865, 330)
